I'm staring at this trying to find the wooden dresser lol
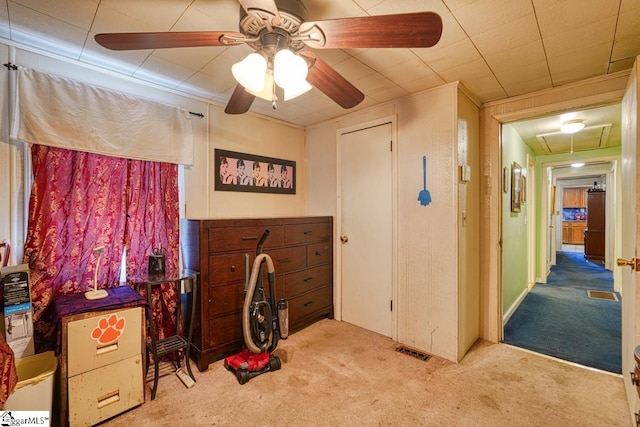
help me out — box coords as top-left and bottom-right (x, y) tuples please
(584, 190), (605, 262)
(181, 216), (334, 371)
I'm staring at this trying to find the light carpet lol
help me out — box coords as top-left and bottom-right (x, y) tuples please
(102, 319), (629, 426)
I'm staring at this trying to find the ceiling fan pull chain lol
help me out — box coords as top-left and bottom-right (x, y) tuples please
(271, 78), (278, 110)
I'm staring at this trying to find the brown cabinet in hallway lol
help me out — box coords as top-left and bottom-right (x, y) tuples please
(180, 217), (334, 371)
(584, 190), (605, 261)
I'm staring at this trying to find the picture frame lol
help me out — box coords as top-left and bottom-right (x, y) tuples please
(215, 149), (296, 194)
(511, 162), (522, 213)
(502, 166), (509, 193)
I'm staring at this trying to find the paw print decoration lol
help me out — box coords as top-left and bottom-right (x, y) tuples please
(91, 313), (126, 345)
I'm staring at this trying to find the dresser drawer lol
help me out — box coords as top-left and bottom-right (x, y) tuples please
(208, 226), (284, 253)
(208, 312), (243, 349)
(285, 222), (330, 245)
(208, 282), (244, 317)
(209, 252), (254, 285)
(307, 242), (330, 267)
(67, 307), (142, 377)
(68, 355), (143, 426)
(288, 287), (332, 320)
(284, 265), (331, 298)
(269, 246), (307, 274)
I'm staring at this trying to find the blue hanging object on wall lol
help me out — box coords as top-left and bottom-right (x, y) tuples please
(418, 155), (432, 206)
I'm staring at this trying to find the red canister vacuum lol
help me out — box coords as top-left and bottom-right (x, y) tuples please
(224, 230), (289, 384)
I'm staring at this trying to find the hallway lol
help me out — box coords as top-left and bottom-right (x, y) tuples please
(503, 249), (620, 373)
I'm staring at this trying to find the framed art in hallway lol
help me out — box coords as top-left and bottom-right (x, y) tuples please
(214, 149), (296, 194)
(511, 162), (522, 212)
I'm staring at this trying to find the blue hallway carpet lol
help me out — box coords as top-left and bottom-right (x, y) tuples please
(503, 252), (621, 374)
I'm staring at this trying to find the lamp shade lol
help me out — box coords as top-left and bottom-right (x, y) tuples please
(274, 49), (309, 88)
(232, 53), (267, 93)
(247, 71), (276, 101)
(284, 80), (312, 100)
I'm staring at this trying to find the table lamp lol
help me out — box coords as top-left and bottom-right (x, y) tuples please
(85, 246), (108, 300)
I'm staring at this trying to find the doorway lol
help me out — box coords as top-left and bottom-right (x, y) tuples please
(338, 119), (394, 338)
(501, 106), (622, 373)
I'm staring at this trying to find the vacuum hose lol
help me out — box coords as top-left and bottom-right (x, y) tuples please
(243, 253), (276, 354)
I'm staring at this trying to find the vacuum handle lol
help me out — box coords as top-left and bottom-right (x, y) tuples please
(256, 229), (270, 255)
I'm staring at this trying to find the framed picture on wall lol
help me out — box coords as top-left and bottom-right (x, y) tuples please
(511, 162), (522, 212)
(214, 149), (296, 194)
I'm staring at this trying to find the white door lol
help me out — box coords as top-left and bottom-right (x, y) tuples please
(339, 121), (393, 337)
(621, 58), (640, 419)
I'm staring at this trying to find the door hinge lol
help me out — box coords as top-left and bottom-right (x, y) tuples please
(390, 300), (393, 311)
(390, 140), (393, 152)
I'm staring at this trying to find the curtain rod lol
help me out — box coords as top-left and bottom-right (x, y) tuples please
(3, 62), (204, 118)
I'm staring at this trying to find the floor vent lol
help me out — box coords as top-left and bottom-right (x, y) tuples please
(587, 290), (618, 301)
(395, 346), (431, 361)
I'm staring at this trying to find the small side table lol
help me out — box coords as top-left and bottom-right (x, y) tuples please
(131, 270), (198, 400)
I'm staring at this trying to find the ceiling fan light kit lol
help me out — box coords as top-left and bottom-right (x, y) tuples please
(94, 0), (443, 115)
(232, 52), (268, 92)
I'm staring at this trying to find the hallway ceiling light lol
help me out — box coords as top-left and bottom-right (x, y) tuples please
(560, 119), (585, 134)
(571, 162), (585, 168)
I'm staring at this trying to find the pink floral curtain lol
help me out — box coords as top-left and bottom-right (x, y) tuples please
(125, 160), (180, 342)
(26, 145), (179, 351)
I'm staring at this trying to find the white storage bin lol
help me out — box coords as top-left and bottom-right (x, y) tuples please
(4, 351), (57, 412)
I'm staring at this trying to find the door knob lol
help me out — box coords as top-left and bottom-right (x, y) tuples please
(616, 258), (636, 270)
(340, 235), (349, 243)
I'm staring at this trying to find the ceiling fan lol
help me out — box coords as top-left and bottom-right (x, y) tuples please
(95, 0), (443, 115)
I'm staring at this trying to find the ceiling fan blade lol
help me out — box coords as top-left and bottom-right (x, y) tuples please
(225, 84), (256, 114)
(300, 51), (364, 109)
(94, 31), (245, 50)
(237, 0), (282, 26)
(299, 12), (442, 49)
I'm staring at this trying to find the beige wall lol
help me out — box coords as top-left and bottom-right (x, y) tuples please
(306, 83), (481, 362)
(457, 89), (481, 359)
(183, 104), (306, 219)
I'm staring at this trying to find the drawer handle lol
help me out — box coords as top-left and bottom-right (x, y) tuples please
(315, 251), (322, 256)
(96, 342), (118, 356)
(303, 230), (313, 235)
(241, 236), (258, 241)
(278, 257), (291, 263)
(97, 390), (120, 409)
(303, 277), (314, 282)
(230, 265), (236, 272)
(304, 300), (314, 307)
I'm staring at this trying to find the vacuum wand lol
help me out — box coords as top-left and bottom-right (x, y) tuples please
(257, 229), (270, 255)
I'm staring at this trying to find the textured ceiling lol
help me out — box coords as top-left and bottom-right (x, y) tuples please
(0, 0), (637, 145)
